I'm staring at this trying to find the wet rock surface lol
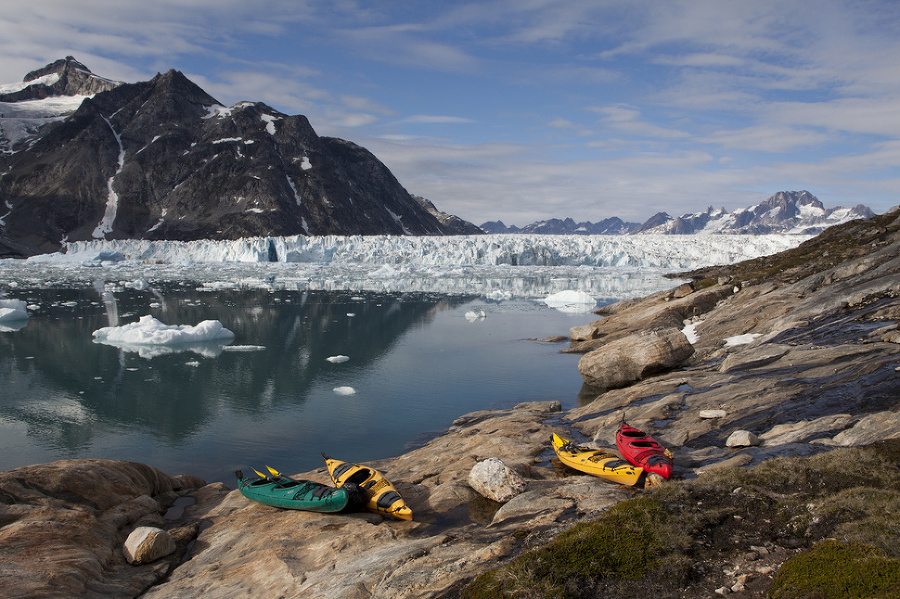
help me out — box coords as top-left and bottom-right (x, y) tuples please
(2, 211), (900, 597)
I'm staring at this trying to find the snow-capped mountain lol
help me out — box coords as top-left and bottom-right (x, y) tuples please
(482, 191), (873, 236)
(0, 58), (478, 258)
(0, 56), (121, 153)
(631, 191), (874, 235)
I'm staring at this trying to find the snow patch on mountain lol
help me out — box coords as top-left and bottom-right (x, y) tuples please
(0, 95), (89, 151)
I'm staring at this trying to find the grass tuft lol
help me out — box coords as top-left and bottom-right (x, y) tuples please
(769, 540), (900, 599)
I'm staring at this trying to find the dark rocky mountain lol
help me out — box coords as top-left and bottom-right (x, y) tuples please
(412, 195), (482, 235)
(0, 58), (479, 257)
(481, 191), (873, 236)
(479, 220), (520, 234)
(480, 216), (638, 235)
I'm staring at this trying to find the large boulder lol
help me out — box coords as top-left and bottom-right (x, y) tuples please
(124, 527), (176, 564)
(578, 327), (695, 390)
(467, 458), (527, 503)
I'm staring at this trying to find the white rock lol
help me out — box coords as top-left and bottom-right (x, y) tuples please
(467, 458), (526, 503)
(760, 414), (856, 446)
(123, 526), (175, 565)
(726, 430), (760, 447)
(700, 409), (728, 419)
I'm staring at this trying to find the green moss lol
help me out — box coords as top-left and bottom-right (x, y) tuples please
(769, 540), (900, 599)
(463, 498), (689, 599)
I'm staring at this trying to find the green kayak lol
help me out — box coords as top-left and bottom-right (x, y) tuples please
(235, 470), (350, 512)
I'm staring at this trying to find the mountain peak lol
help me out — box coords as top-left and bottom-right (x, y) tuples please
(1, 56), (121, 103)
(23, 56), (90, 82)
(0, 60), (478, 256)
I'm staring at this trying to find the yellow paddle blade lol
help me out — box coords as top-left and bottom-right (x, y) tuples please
(253, 469), (267, 479)
(266, 465), (281, 477)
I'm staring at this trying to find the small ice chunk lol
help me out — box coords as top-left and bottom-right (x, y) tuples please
(370, 265), (398, 277)
(465, 310), (486, 321)
(542, 290), (596, 313)
(333, 386), (356, 395)
(128, 279), (151, 290)
(0, 299), (29, 322)
(327, 355), (350, 363)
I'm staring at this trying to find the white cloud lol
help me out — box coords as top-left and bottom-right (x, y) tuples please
(767, 98), (900, 137)
(2, 0), (899, 226)
(400, 115), (476, 125)
(587, 105), (690, 140)
(700, 125), (830, 153)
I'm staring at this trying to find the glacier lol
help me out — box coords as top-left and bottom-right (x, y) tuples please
(52, 233), (804, 268)
(3, 234), (809, 301)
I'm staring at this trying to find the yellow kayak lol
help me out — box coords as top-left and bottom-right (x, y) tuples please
(551, 433), (644, 486)
(322, 454), (413, 521)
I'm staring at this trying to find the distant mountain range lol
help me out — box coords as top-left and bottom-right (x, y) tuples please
(0, 57), (480, 257)
(481, 191), (874, 236)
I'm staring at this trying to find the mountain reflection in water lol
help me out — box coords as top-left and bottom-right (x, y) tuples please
(0, 284), (592, 483)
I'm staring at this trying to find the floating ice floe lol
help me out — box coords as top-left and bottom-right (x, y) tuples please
(222, 345), (266, 352)
(0, 299), (29, 322)
(92, 315), (235, 358)
(465, 310), (486, 321)
(541, 290), (596, 313)
(126, 279), (151, 290)
(333, 386), (356, 395)
(327, 355), (350, 363)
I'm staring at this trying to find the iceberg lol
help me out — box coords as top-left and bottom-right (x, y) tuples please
(92, 315), (235, 357)
(542, 290), (597, 313)
(0, 299), (29, 322)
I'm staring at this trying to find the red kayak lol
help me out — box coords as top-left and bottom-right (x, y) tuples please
(615, 423), (673, 479)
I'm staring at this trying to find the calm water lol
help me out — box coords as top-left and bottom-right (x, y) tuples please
(0, 283), (599, 484)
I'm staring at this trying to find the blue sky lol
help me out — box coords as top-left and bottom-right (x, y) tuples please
(2, 0), (899, 226)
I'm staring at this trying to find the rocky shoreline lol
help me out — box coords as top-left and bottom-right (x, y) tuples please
(2, 210), (899, 598)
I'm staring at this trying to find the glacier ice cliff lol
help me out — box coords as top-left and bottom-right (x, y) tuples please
(55, 234), (806, 269)
(6, 234), (809, 300)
